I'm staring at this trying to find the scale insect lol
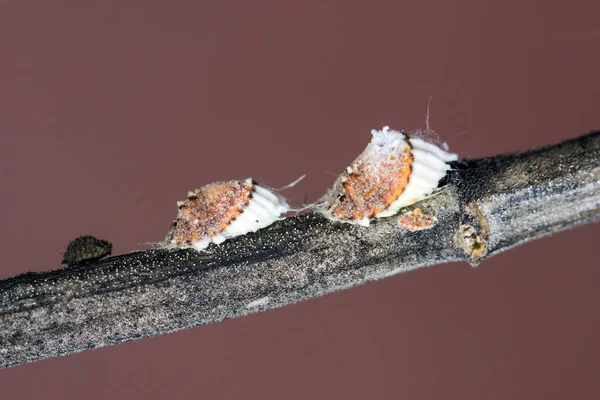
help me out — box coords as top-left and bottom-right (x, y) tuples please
(62, 235), (113, 267)
(319, 126), (457, 226)
(164, 178), (291, 251)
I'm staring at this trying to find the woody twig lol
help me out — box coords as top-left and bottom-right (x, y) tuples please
(1, 131), (599, 368)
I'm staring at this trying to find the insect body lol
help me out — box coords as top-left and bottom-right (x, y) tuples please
(320, 126), (457, 226)
(62, 235), (112, 267)
(165, 178), (290, 250)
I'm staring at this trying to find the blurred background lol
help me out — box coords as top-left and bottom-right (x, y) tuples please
(1, 1), (599, 399)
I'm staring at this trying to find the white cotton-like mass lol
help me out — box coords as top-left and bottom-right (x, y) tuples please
(191, 237), (212, 251)
(209, 180), (290, 247)
(374, 128), (458, 218)
(408, 137), (458, 163)
(368, 126), (410, 159)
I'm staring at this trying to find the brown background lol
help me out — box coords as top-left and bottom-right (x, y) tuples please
(1, 1), (599, 399)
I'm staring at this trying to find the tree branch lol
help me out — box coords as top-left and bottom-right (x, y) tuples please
(1, 131), (599, 369)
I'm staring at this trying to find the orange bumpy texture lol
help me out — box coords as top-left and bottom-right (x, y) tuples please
(169, 180), (253, 245)
(329, 146), (413, 221)
(397, 208), (437, 231)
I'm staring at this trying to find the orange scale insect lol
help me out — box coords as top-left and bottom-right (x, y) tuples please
(320, 126), (457, 226)
(165, 178), (290, 250)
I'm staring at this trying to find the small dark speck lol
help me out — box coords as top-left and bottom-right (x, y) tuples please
(256, 220), (259, 223)
(62, 235), (112, 267)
